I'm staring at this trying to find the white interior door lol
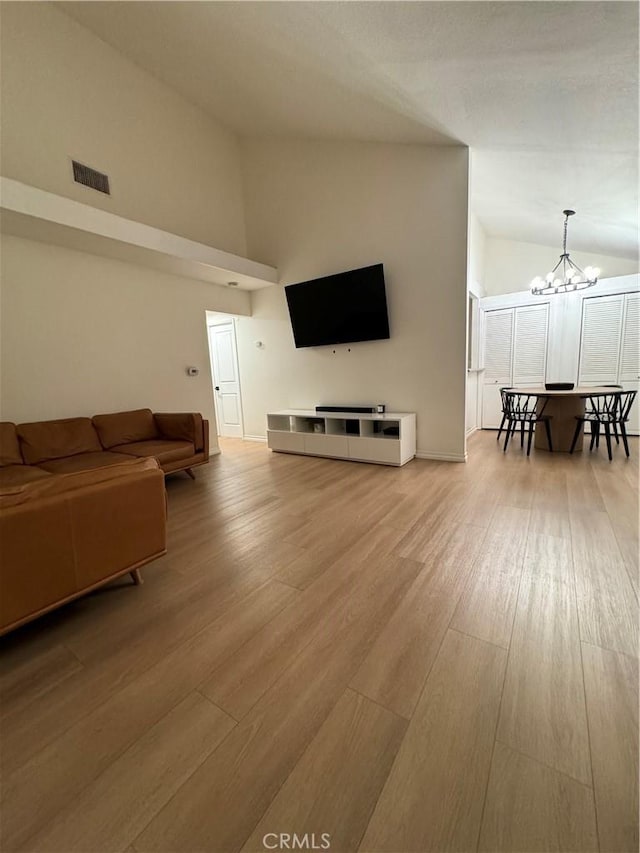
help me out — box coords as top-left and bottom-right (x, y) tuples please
(208, 321), (244, 438)
(512, 303), (549, 385)
(619, 293), (640, 383)
(578, 294), (624, 384)
(620, 294), (640, 434)
(482, 308), (514, 428)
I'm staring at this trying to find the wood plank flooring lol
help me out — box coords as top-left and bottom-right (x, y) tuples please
(0, 431), (638, 853)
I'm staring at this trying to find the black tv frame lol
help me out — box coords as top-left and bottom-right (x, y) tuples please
(284, 263), (390, 349)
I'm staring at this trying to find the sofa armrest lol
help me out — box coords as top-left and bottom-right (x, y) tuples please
(0, 459), (166, 633)
(71, 465), (166, 589)
(154, 413), (205, 452)
(202, 420), (209, 459)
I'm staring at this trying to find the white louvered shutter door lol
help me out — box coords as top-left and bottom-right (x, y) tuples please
(578, 295), (624, 384)
(619, 293), (640, 382)
(483, 309), (514, 385)
(513, 304), (549, 385)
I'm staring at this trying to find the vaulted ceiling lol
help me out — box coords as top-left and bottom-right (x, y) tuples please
(60, 1), (639, 259)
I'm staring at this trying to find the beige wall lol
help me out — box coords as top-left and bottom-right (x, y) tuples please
(238, 139), (469, 460)
(0, 2), (247, 254)
(484, 235), (638, 296)
(0, 3), (254, 439)
(0, 236), (250, 431)
(1, 4), (471, 459)
(467, 213), (486, 298)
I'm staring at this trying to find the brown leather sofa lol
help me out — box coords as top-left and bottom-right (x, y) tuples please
(0, 408), (206, 634)
(0, 408), (209, 487)
(0, 457), (167, 635)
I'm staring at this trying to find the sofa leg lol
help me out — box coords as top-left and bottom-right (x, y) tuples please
(130, 569), (143, 585)
(185, 468), (196, 480)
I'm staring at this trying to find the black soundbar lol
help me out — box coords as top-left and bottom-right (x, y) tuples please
(316, 404), (385, 414)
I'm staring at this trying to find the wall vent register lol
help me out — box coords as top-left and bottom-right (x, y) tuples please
(72, 160), (111, 195)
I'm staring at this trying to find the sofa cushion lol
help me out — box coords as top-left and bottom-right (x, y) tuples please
(0, 457), (161, 508)
(92, 409), (158, 449)
(0, 423), (23, 467)
(0, 465), (52, 489)
(17, 418), (102, 465)
(112, 439), (195, 465)
(37, 451), (135, 475)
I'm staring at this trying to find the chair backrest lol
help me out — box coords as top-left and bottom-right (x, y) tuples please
(585, 386), (622, 414)
(618, 390), (638, 421)
(499, 387), (513, 413)
(585, 392), (620, 421)
(503, 391), (542, 418)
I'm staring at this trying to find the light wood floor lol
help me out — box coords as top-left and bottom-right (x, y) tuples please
(1, 431), (638, 853)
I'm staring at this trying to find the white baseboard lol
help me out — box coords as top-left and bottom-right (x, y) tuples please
(243, 434), (267, 443)
(209, 447), (221, 456)
(466, 426), (477, 437)
(416, 450), (468, 463)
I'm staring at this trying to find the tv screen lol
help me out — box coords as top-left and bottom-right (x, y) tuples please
(285, 264), (390, 348)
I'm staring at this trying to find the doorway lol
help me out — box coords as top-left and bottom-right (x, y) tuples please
(207, 316), (244, 438)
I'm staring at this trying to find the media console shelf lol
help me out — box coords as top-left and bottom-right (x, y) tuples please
(266, 409), (416, 466)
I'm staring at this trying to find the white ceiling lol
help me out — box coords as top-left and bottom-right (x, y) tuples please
(59, 1), (639, 259)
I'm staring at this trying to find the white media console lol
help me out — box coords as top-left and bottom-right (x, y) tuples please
(266, 409), (416, 466)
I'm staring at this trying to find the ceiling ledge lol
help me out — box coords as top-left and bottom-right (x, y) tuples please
(0, 177), (279, 291)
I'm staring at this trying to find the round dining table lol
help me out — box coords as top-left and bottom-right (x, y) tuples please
(515, 386), (616, 452)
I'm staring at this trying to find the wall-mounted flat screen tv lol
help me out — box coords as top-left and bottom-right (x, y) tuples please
(285, 263), (390, 348)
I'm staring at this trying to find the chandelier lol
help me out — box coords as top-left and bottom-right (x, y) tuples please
(530, 210), (600, 295)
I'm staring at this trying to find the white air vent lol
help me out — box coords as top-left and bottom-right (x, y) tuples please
(72, 160), (110, 195)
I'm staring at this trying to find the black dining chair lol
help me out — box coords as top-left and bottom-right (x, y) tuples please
(496, 387), (513, 442)
(585, 385), (623, 447)
(616, 390), (638, 457)
(570, 390), (637, 461)
(502, 391), (553, 456)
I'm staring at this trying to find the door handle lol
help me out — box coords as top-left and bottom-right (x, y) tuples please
(215, 386), (220, 391)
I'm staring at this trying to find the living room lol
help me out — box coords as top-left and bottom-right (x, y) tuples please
(1, 2), (638, 853)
